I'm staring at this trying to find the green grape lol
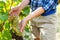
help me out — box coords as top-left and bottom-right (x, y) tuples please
(9, 16), (22, 36)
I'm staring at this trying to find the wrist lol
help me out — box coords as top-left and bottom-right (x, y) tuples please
(24, 14), (33, 21)
(18, 6), (21, 11)
(24, 17), (29, 22)
(16, 5), (21, 11)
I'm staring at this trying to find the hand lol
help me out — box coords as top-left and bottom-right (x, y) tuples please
(19, 18), (28, 32)
(9, 6), (20, 16)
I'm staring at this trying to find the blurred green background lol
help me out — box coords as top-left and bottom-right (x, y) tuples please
(0, 0), (60, 40)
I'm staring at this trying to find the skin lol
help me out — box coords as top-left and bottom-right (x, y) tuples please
(9, 0), (45, 39)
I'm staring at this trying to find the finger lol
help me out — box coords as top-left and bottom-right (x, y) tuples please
(20, 27), (24, 32)
(20, 21), (24, 32)
(20, 24), (26, 32)
(9, 9), (15, 16)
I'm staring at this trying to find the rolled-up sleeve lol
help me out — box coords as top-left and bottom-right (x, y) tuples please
(43, 0), (55, 11)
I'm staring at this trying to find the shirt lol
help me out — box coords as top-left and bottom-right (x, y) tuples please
(29, 0), (58, 16)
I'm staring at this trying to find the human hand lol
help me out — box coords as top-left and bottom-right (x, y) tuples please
(9, 6), (21, 17)
(19, 18), (28, 32)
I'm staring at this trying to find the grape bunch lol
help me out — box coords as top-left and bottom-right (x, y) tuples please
(8, 16), (23, 40)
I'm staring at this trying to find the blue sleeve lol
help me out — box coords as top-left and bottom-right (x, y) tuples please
(43, 0), (55, 11)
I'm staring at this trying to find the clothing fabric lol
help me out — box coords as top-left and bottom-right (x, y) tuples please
(29, 0), (57, 40)
(31, 14), (57, 40)
(29, 0), (58, 16)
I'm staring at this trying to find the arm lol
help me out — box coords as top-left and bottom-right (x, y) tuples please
(20, 7), (45, 32)
(18, 0), (30, 11)
(25, 0), (55, 21)
(25, 7), (45, 21)
(9, 0), (30, 16)
(20, 0), (55, 32)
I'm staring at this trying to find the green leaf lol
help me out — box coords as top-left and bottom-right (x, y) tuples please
(2, 30), (12, 40)
(22, 6), (30, 15)
(0, 1), (5, 7)
(0, 12), (8, 21)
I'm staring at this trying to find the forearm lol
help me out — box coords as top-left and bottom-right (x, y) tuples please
(18, 0), (30, 11)
(25, 7), (45, 21)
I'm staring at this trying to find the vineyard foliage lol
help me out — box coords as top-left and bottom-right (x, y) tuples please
(0, 0), (60, 40)
(0, 0), (31, 40)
